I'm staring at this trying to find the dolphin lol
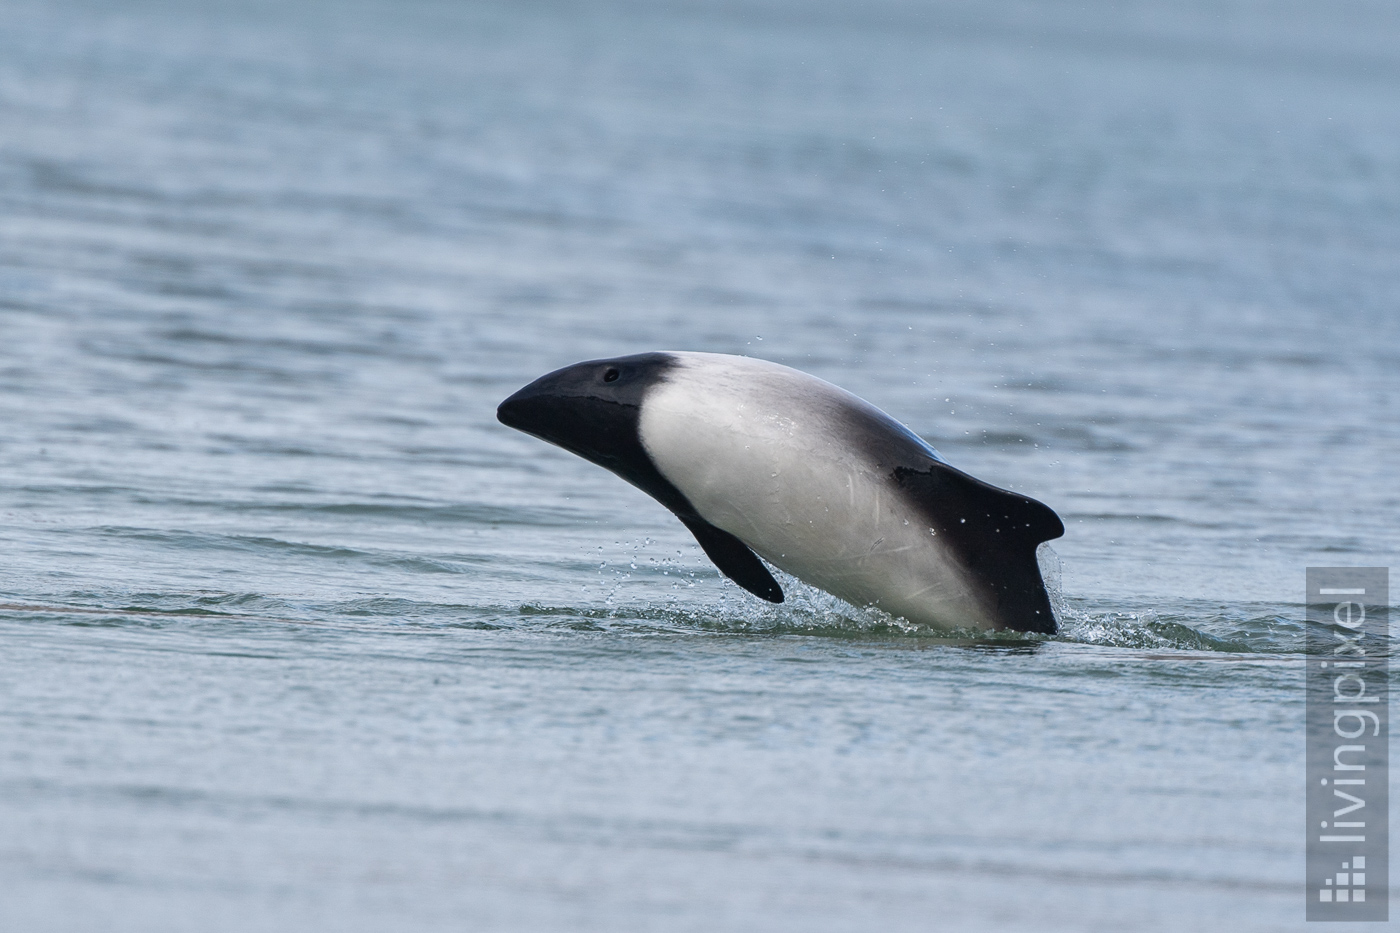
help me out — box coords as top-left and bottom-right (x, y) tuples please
(497, 351), (1063, 633)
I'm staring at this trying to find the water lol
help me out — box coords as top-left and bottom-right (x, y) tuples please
(1, 0), (1397, 929)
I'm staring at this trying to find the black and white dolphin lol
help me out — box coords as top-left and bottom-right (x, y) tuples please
(497, 352), (1063, 633)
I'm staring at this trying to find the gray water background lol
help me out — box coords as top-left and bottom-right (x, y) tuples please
(1, 0), (1397, 929)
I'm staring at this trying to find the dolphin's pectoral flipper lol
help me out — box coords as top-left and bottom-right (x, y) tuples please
(678, 516), (784, 603)
(893, 465), (1062, 633)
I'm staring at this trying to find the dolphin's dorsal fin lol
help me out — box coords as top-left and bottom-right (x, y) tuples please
(893, 464), (1063, 548)
(679, 516), (784, 603)
(893, 464), (1062, 633)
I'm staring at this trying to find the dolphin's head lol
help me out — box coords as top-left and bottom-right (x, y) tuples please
(497, 352), (688, 511)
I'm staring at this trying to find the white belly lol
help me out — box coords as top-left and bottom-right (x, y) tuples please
(638, 354), (994, 629)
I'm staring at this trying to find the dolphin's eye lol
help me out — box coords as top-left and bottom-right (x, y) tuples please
(603, 368), (620, 383)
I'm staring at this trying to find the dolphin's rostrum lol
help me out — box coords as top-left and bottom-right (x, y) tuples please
(498, 351), (1063, 633)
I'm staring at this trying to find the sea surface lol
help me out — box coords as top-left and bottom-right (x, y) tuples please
(1, 0), (1398, 930)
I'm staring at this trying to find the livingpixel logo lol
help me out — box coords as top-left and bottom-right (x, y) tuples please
(1317, 855), (1366, 903)
(1306, 568), (1389, 922)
